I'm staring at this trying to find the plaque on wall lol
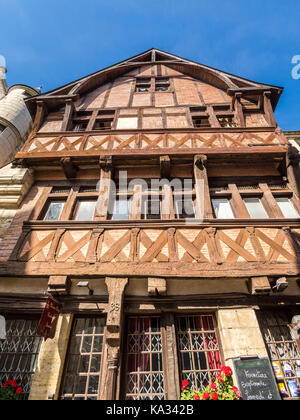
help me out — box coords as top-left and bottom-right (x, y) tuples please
(233, 357), (281, 400)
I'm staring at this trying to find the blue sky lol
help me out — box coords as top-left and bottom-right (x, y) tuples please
(0, 0), (299, 130)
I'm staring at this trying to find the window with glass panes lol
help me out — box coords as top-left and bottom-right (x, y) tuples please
(257, 310), (300, 399)
(59, 317), (105, 400)
(123, 314), (222, 400)
(176, 315), (222, 390)
(0, 317), (42, 399)
(125, 317), (164, 400)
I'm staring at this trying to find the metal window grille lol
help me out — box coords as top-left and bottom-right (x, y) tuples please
(176, 315), (222, 390)
(0, 318), (42, 399)
(257, 310), (300, 399)
(59, 317), (105, 400)
(125, 317), (164, 400)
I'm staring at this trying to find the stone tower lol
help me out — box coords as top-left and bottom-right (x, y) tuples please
(0, 60), (39, 167)
(0, 60), (38, 239)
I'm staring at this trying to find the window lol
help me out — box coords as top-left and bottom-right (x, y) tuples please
(0, 123), (6, 132)
(176, 315), (222, 390)
(0, 318), (42, 399)
(174, 192), (195, 219)
(257, 310), (300, 400)
(275, 198), (299, 218)
(244, 198), (268, 219)
(60, 317), (105, 400)
(73, 122), (88, 132)
(155, 78), (170, 92)
(43, 201), (65, 221)
(111, 197), (131, 221)
(74, 201), (97, 221)
(141, 193), (161, 220)
(93, 110), (115, 130)
(123, 314), (222, 400)
(135, 78), (151, 93)
(94, 120), (113, 130)
(217, 116), (237, 128)
(192, 116), (211, 128)
(125, 317), (164, 400)
(212, 199), (234, 219)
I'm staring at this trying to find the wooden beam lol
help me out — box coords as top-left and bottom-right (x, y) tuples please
(160, 155), (171, 179)
(61, 99), (74, 132)
(194, 155), (214, 219)
(263, 91), (277, 127)
(234, 93), (245, 127)
(259, 183), (284, 218)
(100, 277), (128, 400)
(95, 156), (113, 221)
(228, 184), (250, 219)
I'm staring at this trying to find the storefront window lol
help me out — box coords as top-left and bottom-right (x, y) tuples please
(0, 318), (42, 399)
(123, 314), (222, 400)
(257, 310), (300, 399)
(176, 315), (222, 389)
(125, 317), (164, 400)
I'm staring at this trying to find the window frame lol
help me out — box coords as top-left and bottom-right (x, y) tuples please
(59, 315), (107, 401)
(121, 312), (224, 401)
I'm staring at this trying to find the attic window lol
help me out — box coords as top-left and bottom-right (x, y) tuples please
(0, 123), (5, 132)
(217, 116), (237, 128)
(73, 122), (88, 132)
(94, 110), (115, 130)
(192, 116), (211, 128)
(136, 78), (151, 93)
(155, 77), (170, 92)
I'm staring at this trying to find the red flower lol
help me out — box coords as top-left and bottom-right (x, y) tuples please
(2, 382), (7, 387)
(182, 379), (189, 388)
(210, 383), (217, 390)
(7, 380), (13, 385)
(16, 387), (23, 395)
(194, 395), (200, 400)
(221, 366), (232, 377)
(202, 392), (210, 400)
(211, 392), (218, 400)
(233, 387), (241, 398)
(12, 380), (17, 388)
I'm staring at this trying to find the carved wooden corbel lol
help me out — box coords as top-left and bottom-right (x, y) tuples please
(60, 157), (78, 179)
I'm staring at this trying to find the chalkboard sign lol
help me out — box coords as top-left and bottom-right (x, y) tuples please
(233, 357), (281, 400)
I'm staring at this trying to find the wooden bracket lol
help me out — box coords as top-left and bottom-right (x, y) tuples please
(148, 277), (167, 296)
(160, 155), (171, 179)
(248, 276), (271, 295)
(60, 157), (78, 179)
(47, 275), (70, 295)
(99, 155), (113, 174)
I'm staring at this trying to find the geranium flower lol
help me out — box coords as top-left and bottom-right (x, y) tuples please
(202, 392), (210, 400)
(211, 392), (218, 400)
(182, 379), (189, 388)
(16, 387), (23, 395)
(221, 366), (232, 376)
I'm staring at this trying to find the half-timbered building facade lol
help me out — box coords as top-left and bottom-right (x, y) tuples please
(0, 49), (299, 400)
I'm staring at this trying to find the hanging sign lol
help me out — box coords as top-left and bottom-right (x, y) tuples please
(37, 296), (61, 341)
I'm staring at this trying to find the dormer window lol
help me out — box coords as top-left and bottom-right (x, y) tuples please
(192, 116), (211, 128)
(217, 116), (237, 128)
(135, 78), (151, 93)
(155, 77), (170, 92)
